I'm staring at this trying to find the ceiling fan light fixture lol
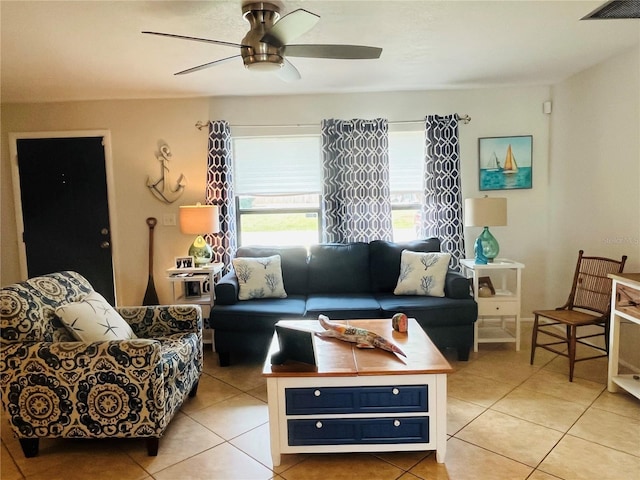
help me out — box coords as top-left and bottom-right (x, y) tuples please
(245, 61), (282, 72)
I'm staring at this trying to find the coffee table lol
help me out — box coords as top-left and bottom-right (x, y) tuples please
(262, 318), (453, 466)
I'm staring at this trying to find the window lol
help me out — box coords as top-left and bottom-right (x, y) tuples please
(233, 135), (321, 246)
(388, 130), (424, 241)
(233, 130), (425, 245)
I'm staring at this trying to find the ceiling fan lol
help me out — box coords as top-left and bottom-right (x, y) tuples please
(142, 1), (382, 81)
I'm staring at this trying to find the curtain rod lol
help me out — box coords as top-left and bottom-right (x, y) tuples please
(195, 114), (471, 130)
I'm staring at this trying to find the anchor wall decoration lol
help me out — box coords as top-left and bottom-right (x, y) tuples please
(147, 143), (187, 204)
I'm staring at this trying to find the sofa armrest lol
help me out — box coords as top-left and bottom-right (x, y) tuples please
(445, 270), (472, 299)
(214, 271), (240, 305)
(117, 305), (202, 338)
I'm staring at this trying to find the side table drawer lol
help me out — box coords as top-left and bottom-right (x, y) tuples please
(288, 417), (429, 446)
(478, 299), (519, 316)
(285, 385), (428, 415)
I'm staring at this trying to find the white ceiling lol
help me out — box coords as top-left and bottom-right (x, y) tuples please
(1, 1), (638, 103)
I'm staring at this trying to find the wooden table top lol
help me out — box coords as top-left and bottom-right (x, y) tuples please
(262, 318), (453, 378)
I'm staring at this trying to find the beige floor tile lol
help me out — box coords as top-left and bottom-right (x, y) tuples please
(447, 397), (486, 435)
(456, 410), (563, 467)
(447, 369), (514, 407)
(538, 435), (640, 480)
(206, 357), (267, 392)
(409, 437), (533, 480)
(397, 473), (423, 480)
(592, 389), (640, 420)
(247, 382), (269, 403)
(1, 442), (23, 480)
(188, 392), (269, 440)
(179, 372), (244, 414)
(492, 387), (587, 432)
(279, 453), (403, 480)
(3, 438), (149, 480)
(527, 470), (564, 480)
(543, 354), (609, 384)
(459, 354), (541, 386)
(126, 412), (225, 473)
(568, 407), (640, 457)
(373, 450), (431, 471)
(230, 422), (308, 474)
(519, 369), (605, 406)
(154, 442), (273, 480)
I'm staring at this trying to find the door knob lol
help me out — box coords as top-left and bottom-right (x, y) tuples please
(100, 241), (110, 249)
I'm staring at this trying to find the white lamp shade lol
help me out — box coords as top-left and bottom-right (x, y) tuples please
(179, 204), (220, 234)
(464, 197), (507, 227)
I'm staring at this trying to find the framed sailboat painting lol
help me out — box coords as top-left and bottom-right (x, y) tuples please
(478, 135), (532, 190)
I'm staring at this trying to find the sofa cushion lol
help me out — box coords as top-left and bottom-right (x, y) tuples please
(304, 293), (382, 320)
(369, 238), (441, 293)
(236, 246), (308, 295)
(210, 295), (307, 332)
(394, 251), (451, 297)
(376, 293), (478, 327)
(56, 291), (137, 342)
(308, 243), (371, 293)
(232, 255), (287, 300)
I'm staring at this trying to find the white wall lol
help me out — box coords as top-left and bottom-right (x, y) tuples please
(2, 86), (552, 312)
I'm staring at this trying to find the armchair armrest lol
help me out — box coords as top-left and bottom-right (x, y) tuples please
(445, 270), (473, 299)
(117, 305), (202, 338)
(0, 339), (166, 438)
(214, 271), (240, 305)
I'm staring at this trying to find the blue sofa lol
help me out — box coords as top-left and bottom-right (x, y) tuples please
(210, 238), (477, 366)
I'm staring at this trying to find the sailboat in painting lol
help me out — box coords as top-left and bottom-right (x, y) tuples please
(502, 144), (518, 175)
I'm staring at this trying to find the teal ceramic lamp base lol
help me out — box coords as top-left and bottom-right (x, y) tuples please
(188, 235), (213, 266)
(474, 226), (500, 264)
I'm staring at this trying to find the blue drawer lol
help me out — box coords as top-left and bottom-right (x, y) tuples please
(288, 417), (429, 446)
(285, 385), (428, 415)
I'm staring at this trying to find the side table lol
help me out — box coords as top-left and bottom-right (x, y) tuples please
(166, 262), (224, 347)
(460, 258), (525, 352)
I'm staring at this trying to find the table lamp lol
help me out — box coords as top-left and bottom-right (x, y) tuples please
(464, 196), (507, 264)
(179, 203), (220, 266)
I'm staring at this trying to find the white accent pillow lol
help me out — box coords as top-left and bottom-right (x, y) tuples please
(232, 255), (287, 300)
(394, 250), (451, 297)
(56, 291), (137, 341)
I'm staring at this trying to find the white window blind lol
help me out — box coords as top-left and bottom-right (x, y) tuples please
(388, 131), (424, 193)
(233, 135), (321, 195)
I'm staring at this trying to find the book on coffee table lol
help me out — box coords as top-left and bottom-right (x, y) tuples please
(271, 322), (319, 366)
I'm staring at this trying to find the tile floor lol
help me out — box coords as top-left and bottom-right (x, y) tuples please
(2, 323), (639, 480)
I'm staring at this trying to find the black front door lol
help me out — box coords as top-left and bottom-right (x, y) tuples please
(16, 136), (115, 304)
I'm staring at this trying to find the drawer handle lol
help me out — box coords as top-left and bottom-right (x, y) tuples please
(314, 390), (321, 397)
(316, 421), (323, 429)
(394, 420), (401, 427)
(392, 388), (399, 395)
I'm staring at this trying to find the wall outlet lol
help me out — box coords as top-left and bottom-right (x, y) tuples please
(163, 213), (176, 226)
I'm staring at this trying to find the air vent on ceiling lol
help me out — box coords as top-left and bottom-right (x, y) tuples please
(582, 0), (640, 19)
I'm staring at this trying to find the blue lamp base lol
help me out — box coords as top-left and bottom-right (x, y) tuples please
(474, 227), (500, 264)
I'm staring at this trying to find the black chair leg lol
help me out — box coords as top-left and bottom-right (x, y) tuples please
(19, 438), (39, 458)
(457, 346), (470, 361)
(188, 381), (199, 398)
(147, 438), (159, 456)
(530, 315), (539, 365)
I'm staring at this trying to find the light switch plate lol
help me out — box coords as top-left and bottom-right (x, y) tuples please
(163, 213), (176, 226)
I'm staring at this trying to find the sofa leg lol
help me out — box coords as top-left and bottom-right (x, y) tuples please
(19, 438), (39, 458)
(147, 438), (159, 456)
(218, 351), (230, 367)
(188, 381), (199, 398)
(457, 346), (471, 361)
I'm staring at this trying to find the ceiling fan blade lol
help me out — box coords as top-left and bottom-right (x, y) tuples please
(142, 31), (246, 49)
(261, 9), (320, 47)
(276, 59), (301, 82)
(284, 44), (382, 60)
(175, 55), (241, 75)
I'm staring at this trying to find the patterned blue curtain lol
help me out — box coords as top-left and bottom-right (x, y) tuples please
(321, 118), (393, 243)
(205, 121), (237, 271)
(419, 115), (465, 270)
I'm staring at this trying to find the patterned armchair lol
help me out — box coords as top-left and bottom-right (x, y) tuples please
(0, 271), (202, 457)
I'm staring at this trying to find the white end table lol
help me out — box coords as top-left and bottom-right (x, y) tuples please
(460, 258), (525, 352)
